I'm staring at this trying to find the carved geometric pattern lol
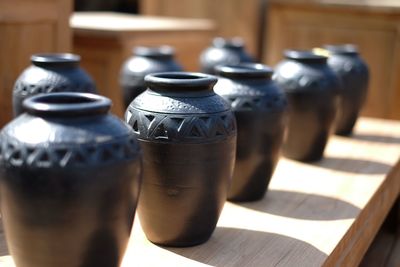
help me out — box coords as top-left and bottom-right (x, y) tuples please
(223, 95), (287, 112)
(125, 107), (237, 143)
(0, 135), (141, 168)
(13, 81), (96, 97)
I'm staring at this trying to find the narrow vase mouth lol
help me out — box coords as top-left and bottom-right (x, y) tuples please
(284, 50), (327, 64)
(23, 92), (111, 117)
(215, 63), (273, 79)
(324, 44), (359, 55)
(31, 53), (81, 68)
(144, 72), (217, 93)
(212, 37), (244, 49)
(133, 46), (175, 59)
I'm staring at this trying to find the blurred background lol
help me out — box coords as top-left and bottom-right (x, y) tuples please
(0, 1), (399, 265)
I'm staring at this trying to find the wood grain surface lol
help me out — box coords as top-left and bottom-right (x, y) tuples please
(139, 0), (262, 58)
(264, 2), (400, 120)
(71, 12), (216, 116)
(0, 117), (399, 266)
(0, 0), (72, 128)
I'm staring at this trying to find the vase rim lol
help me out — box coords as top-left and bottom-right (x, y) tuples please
(145, 72), (217, 93)
(133, 45), (175, 58)
(284, 50), (327, 63)
(23, 92), (111, 117)
(215, 63), (273, 79)
(324, 44), (359, 55)
(212, 37), (244, 49)
(31, 53), (81, 67)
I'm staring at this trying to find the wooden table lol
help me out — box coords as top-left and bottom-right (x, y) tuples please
(0, 117), (399, 266)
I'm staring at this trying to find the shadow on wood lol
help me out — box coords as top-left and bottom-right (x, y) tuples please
(351, 133), (400, 145)
(166, 227), (327, 266)
(0, 219), (8, 256)
(313, 156), (392, 174)
(239, 189), (360, 221)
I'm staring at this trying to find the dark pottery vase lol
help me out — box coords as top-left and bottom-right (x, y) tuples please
(120, 46), (183, 108)
(0, 93), (142, 267)
(274, 50), (341, 162)
(125, 72), (237, 246)
(324, 44), (369, 136)
(214, 64), (287, 202)
(13, 53), (96, 116)
(199, 37), (254, 74)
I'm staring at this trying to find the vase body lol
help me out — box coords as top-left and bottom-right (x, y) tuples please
(0, 93), (142, 267)
(199, 37), (254, 74)
(274, 50), (340, 161)
(214, 64), (287, 201)
(125, 72), (236, 246)
(13, 53), (96, 116)
(324, 45), (369, 136)
(120, 46), (183, 108)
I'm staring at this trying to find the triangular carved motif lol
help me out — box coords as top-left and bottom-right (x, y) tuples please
(153, 123), (168, 139)
(132, 120), (139, 133)
(145, 114), (155, 122)
(189, 123), (203, 138)
(170, 118), (185, 132)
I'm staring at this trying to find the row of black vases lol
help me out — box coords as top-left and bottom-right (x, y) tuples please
(0, 38), (368, 267)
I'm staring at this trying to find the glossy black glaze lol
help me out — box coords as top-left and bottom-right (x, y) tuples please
(12, 53), (97, 116)
(0, 93), (142, 267)
(120, 46), (183, 108)
(125, 72), (237, 246)
(199, 37), (254, 74)
(274, 50), (340, 162)
(214, 64), (287, 202)
(324, 45), (369, 136)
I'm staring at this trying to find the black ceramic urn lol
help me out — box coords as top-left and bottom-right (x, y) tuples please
(274, 50), (340, 162)
(199, 37), (254, 74)
(120, 46), (183, 107)
(12, 53), (96, 116)
(0, 93), (142, 267)
(324, 44), (369, 136)
(125, 72), (237, 246)
(214, 64), (287, 201)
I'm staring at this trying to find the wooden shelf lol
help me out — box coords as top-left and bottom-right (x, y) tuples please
(0, 117), (399, 266)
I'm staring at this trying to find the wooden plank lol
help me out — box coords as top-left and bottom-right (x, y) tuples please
(71, 12), (216, 115)
(139, 0), (262, 58)
(70, 12), (215, 35)
(264, 4), (400, 120)
(0, 117), (399, 266)
(0, 0), (72, 128)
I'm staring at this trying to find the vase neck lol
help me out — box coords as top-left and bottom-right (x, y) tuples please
(31, 53), (80, 68)
(144, 72), (217, 95)
(23, 93), (111, 117)
(134, 46), (175, 60)
(215, 63), (273, 80)
(284, 50), (327, 64)
(212, 37), (245, 50)
(324, 44), (359, 56)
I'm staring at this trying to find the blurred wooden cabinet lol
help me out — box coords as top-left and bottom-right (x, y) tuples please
(264, 0), (400, 120)
(139, 0), (263, 59)
(0, 0), (72, 126)
(71, 12), (215, 116)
